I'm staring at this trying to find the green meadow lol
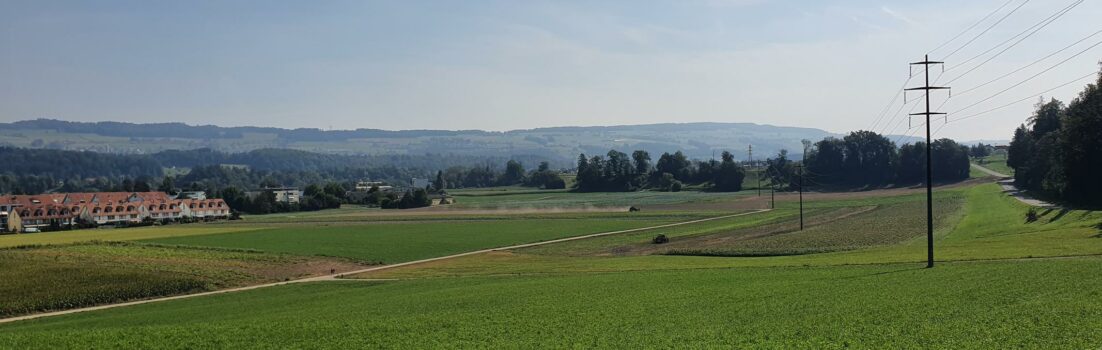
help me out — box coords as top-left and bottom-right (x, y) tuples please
(448, 187), (751, 209)
(975, 153), (1013, 175)
(3, 258), (1101, 348)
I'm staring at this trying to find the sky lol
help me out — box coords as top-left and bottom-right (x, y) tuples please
(1, 0), (1100, 141)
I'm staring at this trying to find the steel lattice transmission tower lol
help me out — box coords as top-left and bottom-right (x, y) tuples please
(904, 54), (950, 268)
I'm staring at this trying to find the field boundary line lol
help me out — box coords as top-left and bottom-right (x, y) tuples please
(0, 209), (770, 325)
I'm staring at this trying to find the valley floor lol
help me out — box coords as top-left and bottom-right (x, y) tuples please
(1, 179), (1100, 348)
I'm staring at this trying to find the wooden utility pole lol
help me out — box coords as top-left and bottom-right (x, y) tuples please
(905, 55), (949, 269)
(749, 145), (760, 196)
(795, 164), (804, 231)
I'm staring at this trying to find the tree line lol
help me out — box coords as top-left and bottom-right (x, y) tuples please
(1007, 71), (1102, 206)
(432, 160), (566, 190)
(787, 131), (971, 190)
(574, 150), (746, 192)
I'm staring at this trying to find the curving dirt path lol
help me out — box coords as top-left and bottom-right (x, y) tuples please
(0, 209), (770, 325)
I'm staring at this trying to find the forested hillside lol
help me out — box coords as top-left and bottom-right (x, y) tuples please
(0, 147), (552, 195)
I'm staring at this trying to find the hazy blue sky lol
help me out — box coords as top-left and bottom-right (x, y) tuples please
(2, 0), (1099, 140)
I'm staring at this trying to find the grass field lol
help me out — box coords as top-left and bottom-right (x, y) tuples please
(3, 258), (1101, 348)
(237, 207), (711, 224)
(0, 242), (362, 317)
(3, 180), (1102, 348)
(448, 188), (751, 209)
(975, 154), (1013, 175)
(143, 215), (694, 263)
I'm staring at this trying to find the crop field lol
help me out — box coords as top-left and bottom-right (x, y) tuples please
(3, 258), (1102, 348)
(0, 242), (362, 317)
(143, 215), (692, 263)
(0, 225), (262, 248)
(665, 195), (965, 256)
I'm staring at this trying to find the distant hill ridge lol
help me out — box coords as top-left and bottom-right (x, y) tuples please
(2, 119), (823, 140)
(0, 119), (961, 162)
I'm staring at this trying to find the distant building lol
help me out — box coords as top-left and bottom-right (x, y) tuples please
(248, 187), (303, 204)
(177, 191), (208, 200)
(1, 208), (20, 233)
(354, 181), (392, 192)
(411, 178), (430, 189)
(0, 192), (231, 232)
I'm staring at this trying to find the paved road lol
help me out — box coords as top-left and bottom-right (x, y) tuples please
(972, 163), (1056, 208)
(0, 209), (771, 325)
(996, 179), (1057, 208)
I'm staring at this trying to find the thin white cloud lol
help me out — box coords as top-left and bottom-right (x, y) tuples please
(881, 6), (918, 26)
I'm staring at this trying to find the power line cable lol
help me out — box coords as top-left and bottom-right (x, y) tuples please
(882, 69), (946, 138)
(943, 0), (1031, 60)
(951, 40), (1102, 114)
(944, 0), (1085, 83)
(952, 70), (1097, 123)
(929, 0), (1018, 55)
(868, 79), (911, 131)
(953, 29), (1102, 96)
(868, 0), (1016, 132)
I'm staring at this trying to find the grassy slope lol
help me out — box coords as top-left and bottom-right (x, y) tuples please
(0, 242), (362, 317)
(142, 216), (689, 263)
(3, 258), (1102, 348)
(974, 154), (1013, 175)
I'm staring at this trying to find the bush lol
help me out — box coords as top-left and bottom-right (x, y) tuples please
(652, 234), (669, 244)
(670, 181), (683, 192)
(544, 177), (567, 189)
(1025, 207), (1039, 223)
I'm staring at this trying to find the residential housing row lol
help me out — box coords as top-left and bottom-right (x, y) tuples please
(0, 191), (231, 233)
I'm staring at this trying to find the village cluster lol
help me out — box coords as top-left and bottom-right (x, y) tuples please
(0, 191), (230, 233)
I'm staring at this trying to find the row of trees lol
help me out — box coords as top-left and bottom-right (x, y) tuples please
(432, 160), (566, 190)
(969, 143), (993, 158)
(1008, 72), (1102, 206)
(574, 150), (745, 192)
(768, 131), (972, 190)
